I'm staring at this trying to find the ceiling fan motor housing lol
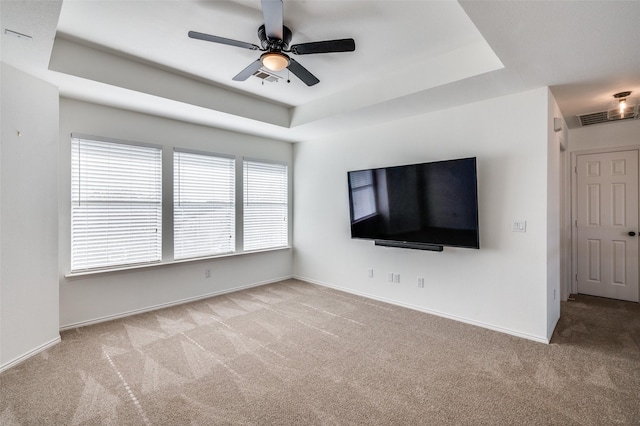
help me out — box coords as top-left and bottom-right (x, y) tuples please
(258, 24), (292, 51)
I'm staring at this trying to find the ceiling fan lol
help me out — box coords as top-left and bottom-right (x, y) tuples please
(188, 0), (356, 87)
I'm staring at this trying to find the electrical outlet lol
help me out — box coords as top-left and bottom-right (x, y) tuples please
(205, 269), (211, 278)
(368, 268), (374, 278)
(418, 277), (424, 288)
(393, 273), (400, 283)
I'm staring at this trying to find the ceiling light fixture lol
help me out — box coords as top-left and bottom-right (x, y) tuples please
(260, 52), (289, 72)
(619, 98), (627, 114)
(607, 91), (638, 121)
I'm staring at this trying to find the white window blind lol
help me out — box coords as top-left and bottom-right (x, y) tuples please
(243, 160), (288, 251)
(71, 136), (162, 271)
(349, 170), (377, 221)
(174, 150), (235, 259)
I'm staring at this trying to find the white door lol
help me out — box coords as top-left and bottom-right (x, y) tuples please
(576, 150), (639, 302)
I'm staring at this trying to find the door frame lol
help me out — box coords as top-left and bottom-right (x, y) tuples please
(570, 144), (640, 299)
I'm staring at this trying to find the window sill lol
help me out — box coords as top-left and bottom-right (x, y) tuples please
(65, 246), (292, 279)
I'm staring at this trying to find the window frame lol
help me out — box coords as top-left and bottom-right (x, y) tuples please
(173, 148), (236, 260)
(242, 158), (290, 252)
(70, 134), (163, 273)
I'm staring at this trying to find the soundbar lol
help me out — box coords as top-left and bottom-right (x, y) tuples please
(375, 240), (444, 252)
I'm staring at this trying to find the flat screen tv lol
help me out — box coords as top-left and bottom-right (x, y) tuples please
(347, 157), (479, 251)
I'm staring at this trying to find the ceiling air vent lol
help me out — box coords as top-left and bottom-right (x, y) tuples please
(252, 68), (281, 83)
(607, 105), (638, 121)
(577, 111), (609, 126)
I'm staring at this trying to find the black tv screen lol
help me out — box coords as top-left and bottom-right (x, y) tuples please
(347, 157), (479, 250)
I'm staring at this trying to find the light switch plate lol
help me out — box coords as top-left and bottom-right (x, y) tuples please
(512, 221), (527, 232)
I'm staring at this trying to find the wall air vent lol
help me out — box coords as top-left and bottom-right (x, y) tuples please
(252, 68), (281, 83)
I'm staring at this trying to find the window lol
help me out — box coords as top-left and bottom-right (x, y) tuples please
(71, 136), (162, 271)
(174, 150), (235, 259)
(70, 135), (290, 273)
(349, 170), (377, 221)
(243, 160), (288, 251)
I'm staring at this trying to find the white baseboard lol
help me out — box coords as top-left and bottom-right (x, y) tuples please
(294, 275), (550, 344)
(59, 275), (293, 331)
(0, 336), (61, 373)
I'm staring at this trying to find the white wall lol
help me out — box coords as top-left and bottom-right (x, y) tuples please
(1, 64), (60, 370)
(59, 99), (293, 328)
(1, 60), (3, 369)
(0, 63), (3, 368)
(294, 88), (554, 342)
(546, 90), (564, 339)
(569, 119), (640, 152)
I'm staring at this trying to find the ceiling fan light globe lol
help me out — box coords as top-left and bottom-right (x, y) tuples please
(262, 53), (289, 72)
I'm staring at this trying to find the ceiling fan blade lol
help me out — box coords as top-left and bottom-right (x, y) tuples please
(287, 58), (319, 86)
(188, 31), (260, 51)
(261, 0), (283, 40)
(233, 60), (263, 81)
(291, 38), (356, 55)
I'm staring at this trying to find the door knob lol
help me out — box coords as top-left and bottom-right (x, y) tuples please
(629, 231), (637, 237)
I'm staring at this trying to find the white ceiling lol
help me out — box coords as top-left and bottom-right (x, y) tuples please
(2, 1), (640, 142)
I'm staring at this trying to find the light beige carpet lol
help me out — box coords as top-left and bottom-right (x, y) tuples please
(1, 279), (639, 425)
